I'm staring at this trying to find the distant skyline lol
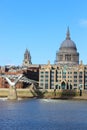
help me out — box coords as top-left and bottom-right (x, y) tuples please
(0, 0), (87, 66)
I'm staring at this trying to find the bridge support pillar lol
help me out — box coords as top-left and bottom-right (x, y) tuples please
(8, 86), (18, 100)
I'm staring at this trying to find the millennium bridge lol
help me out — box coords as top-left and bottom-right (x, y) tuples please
(0, 74), (38, 100)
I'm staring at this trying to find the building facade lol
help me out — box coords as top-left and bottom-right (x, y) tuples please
(39, 28), (87, 90)
(39, 61), (87, 90)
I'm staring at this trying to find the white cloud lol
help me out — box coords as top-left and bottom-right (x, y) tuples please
(79, 19), (87, 27)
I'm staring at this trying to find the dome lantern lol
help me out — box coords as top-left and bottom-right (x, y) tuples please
(66, 27), (70, 40)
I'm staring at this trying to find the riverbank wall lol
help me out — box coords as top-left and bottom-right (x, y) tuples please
(0, 88), (87, 100)
(0, 88), (34, 98)
(40, 89), (87, 100)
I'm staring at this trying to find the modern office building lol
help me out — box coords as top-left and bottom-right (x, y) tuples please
(39, 28), (87, 90)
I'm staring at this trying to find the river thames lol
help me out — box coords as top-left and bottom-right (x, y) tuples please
(0, 98), (87, 130)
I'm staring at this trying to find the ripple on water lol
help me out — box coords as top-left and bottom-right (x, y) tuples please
(0, 99), (87, 130)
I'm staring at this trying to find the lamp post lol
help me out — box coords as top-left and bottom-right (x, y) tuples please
(79, 84), (83, 96)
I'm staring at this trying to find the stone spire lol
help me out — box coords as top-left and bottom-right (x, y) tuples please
(66, 27), (70, 40)
(23, 48), (32, 66)
(24, 49), (30, 60)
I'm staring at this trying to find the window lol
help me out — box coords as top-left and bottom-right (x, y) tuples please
(74, 76), (77, 78)
(51, 71), (54, 74)
(65, 54), (71, 61)
(41, 72), (44, 74)
(45, 84), (48, 89)
(79, 72), (82, 75)
(74, 80), (77, 82)
(74, 84), (77, 86)
(79, 76), (82, 78)
(79, 80), (82, 82)
(45, 75), (48, 78)
(63, 76), (66, 78)
(45, 79), (48, 82)
(74, 72), (77, 74)
(40, 79), (43, 82)
(41, 75), (44, 78)
(51, 79), (54, 82)
(45, 71), (48, 74)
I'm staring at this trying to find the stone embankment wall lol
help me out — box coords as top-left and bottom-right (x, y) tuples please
(40, 89), (79, 98)
(0, 88), (34, 98)
(39, 89), (87, 100)
(0, 88), (87, 100)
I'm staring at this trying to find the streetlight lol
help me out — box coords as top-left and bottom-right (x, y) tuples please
(79, 84), (83, 96)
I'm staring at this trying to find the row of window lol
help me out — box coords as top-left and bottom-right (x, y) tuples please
(40, 75), (83, 79)
(40, 72), (83, 76)
(40, 75), (83, 80)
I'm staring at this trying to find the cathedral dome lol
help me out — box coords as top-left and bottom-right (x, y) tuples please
(59, 27), (77, 52)
(55, 27), (79, 65)
(60, 39), (76, 49)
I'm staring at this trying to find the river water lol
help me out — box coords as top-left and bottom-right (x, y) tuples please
(0, 98), (87, 130)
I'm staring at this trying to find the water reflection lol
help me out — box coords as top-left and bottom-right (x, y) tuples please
(0, 99), (87, 130)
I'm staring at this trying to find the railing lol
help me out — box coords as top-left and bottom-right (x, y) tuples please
(0, 74), (38, 84)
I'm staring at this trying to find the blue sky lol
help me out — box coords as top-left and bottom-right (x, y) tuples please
(0, 0), (87, 66)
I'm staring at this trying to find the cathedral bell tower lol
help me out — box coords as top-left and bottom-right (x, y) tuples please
(23, 49), (32, 66)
